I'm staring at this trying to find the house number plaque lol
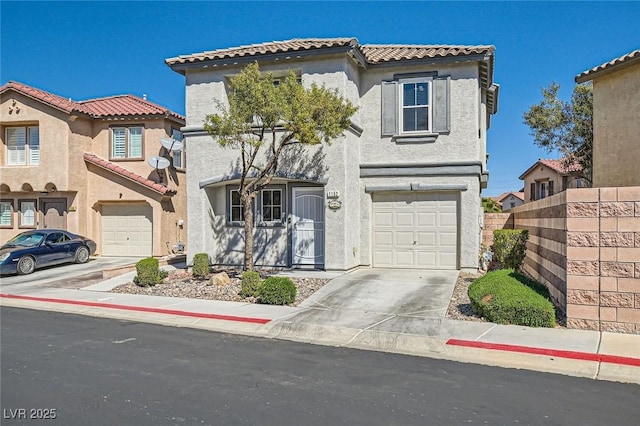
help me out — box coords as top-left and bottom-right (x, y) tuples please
(328, 200), (342, 210)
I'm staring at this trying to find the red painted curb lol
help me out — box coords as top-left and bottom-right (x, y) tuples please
(0, 293), (271, 325)
(446, 339), (640, 367)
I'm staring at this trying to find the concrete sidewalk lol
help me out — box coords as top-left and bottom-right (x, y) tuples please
(1, 265), (639, 385)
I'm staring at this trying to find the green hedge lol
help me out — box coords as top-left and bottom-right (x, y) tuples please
(257, 277), (297, 305)
(133, 257), (168, 287)
(468, 269), (556, 327)
(493, 229), (529, 270)
(240, 271), (262, 298)
(192, 253), (210, 278)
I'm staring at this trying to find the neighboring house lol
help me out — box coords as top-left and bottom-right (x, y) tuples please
(494, 191), (524, 211)
(0, 81), (186, 257)
(519, 158), (584, 202)
(166, 38), (499, 271)
(576, 49), (640, 188)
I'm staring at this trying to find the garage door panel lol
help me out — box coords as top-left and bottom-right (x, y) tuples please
(102, 204), (152, 257)
(373, 212), (393, 226)
(395, 212), (413, 226)
(416, 212), (436, 226)
(372, 192), (458, 269)
(416, 251), (436, 268)
(395, 250), (415, 266)
(395, 231), (415, 246)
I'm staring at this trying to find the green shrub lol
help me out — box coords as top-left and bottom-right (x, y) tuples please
(192, 253), (210, 278)
(257, 277), (297, 305)
(133, 257), (166, 287)
(493, 229), (529, 270)
(240, 271), (262, 298)
(468, 269), (555, 327)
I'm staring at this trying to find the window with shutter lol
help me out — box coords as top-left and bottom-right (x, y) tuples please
(0, 201), (12, 227)
(111, 126), (144, 159)
(28, 127), (39, 165)
(5, 126), (39, 165)
(381, 75), (450, 140)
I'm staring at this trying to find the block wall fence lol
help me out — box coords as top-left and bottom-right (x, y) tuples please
(484, 186), (640, 334)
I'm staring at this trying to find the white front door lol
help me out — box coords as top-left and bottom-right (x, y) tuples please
(292, 188), (324, 266)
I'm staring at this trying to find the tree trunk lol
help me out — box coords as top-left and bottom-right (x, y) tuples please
(242, 193), (254, 271)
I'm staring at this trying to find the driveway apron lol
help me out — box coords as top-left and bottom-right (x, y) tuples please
(288, 269), (459, 337)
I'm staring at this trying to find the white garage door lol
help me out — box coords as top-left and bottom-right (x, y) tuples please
(102, 204), (152, 257)
(372, 192), (458, 269)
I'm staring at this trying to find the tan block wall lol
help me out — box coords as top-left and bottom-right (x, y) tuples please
(592, 62), (640, 188)
(508, 187), (640, 334)
(482, 213), (513, 247)
(511, 191), (568, 308)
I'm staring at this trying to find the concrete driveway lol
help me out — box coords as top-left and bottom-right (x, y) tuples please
(281, 268), (459, 338)
(0, 256), (142, 292)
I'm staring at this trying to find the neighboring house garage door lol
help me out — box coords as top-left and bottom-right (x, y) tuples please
(372, 192), (458, 269)
(102, 204), (153, 257)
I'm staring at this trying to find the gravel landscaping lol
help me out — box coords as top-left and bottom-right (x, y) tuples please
(111, 269), (330, 307)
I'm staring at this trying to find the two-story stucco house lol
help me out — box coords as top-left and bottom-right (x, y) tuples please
(0, 82), (187, 257)
(519, 158), (584, 202)
(575, 49), (640, 188)
(166, 38), (499, 271)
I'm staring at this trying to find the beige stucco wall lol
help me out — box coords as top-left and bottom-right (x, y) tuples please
(592, 62), (640, 187)
(0, 90), (186, 257)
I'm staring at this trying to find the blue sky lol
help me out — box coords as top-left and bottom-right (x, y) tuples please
(2, 1), (639, 196)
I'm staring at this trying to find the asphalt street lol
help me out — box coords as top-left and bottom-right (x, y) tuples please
(1, 307), (639, 426)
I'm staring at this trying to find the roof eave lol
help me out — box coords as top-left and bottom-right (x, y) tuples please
(576, 54), (640, 83)
(166, 45), (355, 75)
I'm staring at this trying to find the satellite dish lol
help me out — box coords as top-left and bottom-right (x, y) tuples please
(160, 138), (183, 152)
(148, 156), (170, 170)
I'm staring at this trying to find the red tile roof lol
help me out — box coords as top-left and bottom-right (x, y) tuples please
(1, 81), (184, 122)
(576, 49), (640, 83)
(165, 37), (495, 66)
(496, 191), (525, 202)
(538, 158), (583, 174)
(83, 153), (175, 195)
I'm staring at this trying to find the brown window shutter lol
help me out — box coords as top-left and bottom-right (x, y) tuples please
(549, 181), (554, 196)
(530, 182), (536, 201)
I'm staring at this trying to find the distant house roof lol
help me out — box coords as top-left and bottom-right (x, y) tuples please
(0, 81), (185, 122)
(83, 153), (175, 196)
(519, 158), (583, 180)
(496, 191), (525, 202)
(575, 49), (640, 83)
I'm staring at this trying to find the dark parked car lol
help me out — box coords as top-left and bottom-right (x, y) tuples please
(0, 229), (97, 275)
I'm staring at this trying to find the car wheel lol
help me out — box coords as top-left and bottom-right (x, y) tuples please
(74, 246), (90, 264)
(17, 256), (36, 275)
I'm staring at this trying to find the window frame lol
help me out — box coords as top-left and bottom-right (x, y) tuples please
(170, 128), (185, 170)
(399, 77), (432, 135)
(110, 125), (145, 161)
(538, 181), (548, 199)
(5, 126), (40, 166)
(0, 200), (14, 228)
(18, 199), (37, 229)
(226, 185), (286, 227)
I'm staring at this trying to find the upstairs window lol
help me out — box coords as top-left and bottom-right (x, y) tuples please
(6, 126), (39, 165)
(111, 126), (143, 159)
(401, 80), (431, 132)
(382, 74), (450, 142)
(171, 128), (185, 169)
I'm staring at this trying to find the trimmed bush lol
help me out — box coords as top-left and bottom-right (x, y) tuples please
(493, 229), (529, 270)
(468, 269), (556, 328)
(257, 277), (297, 305)
(240, 271), (262, 298)
(133, 257), (167, 287)
(192, 253), (210, 278)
